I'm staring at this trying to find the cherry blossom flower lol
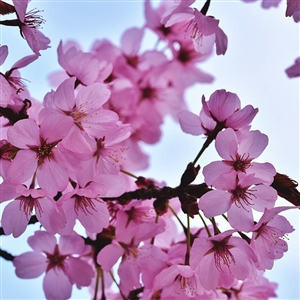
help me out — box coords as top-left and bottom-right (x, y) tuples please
(0, 45), (39, 114)
(0, 184), (65, 237)
(162, 3), (228, 55)
(6, 113), (73, 195)
(97, 221), (167, 292)
(41, 77), (120, 157)
(285, 57), (300, 78)
(178, 90), (258, 136)
(167, 39), (214, 89)
(57, 40), (104, 86)
(13, 231), (94, 300)
(153, 264), (202, 298)
(144, 0), (190, 43)
(190, 230), (258, 291)
(79, 122), (131, 177)
(12, 0), (50, 55)
(57, 173), (127, 235)
(250, 206), (296, 270)
(203, 128), (276, 186)
(199, 172), (278, 231)
(228, 271), (277, 299)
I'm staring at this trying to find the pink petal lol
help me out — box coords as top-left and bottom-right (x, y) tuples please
(177, 110), (204, 135)
(250, 185), (277, 212)
(198, 253), (219, 290)
(199, 190), (232, 218)
(27, 231), (57, 253)
(212, 171), (237, 190)
(77, 200), (110, 233)
(37, 157), (69, 196)
(238, 130), (268, 159)
(82, 110), (119, 137)
(60, 126), (94, 155)
(21, 26), (49, 55)
(248, 162), (276, 184)
(229, 237), (257, 277)
(7, 119), (40, 148)
(203, 161), (231, 185)
(1, 201), (29, 237)
(121, 27), (144, 56)
(12, 0), (28, 22)
(11, 54), (39, 69)
(0, 45), (8, 65)
(53, 77), (76, 111)
(97, 243), (125, 271)
(193, 33), (215, 54)
(40, 113), (73, 143)
(43, 268), (72, 300)
(194, 10), (219, 36)
(7, 150), (37, 184)
(13, 252), (47, 278)
(208, 90), (240, 121)
(226, 105), (258, 130)
(153, 265), (179, 290)
(227, 204), (254, 231)
(177, 264), (194, 278)
(57, 198), (77, 236)
(215, 128), (238, 160)
(0, 181), (19, 203)
(93, 174), (128, 197)
(215, 26), (228, 55)
(37, 199), (66, 233)
(58, 231), (86, 255)
(68, 53), (99, 85)
(76, 82), (111, 108)
(65, 257), (94, 287)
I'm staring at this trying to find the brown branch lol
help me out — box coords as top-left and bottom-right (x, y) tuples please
(101, 183), (210, 203)
(0, 248), (15, 261)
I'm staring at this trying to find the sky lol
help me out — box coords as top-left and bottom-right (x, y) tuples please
(0, 0), (299, 299)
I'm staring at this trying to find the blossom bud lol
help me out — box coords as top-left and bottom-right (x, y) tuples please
(271, 172), (300, 206)
(180, 162), (200, 187)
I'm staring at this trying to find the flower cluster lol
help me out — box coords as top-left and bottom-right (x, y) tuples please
(0, 0), (299, 299)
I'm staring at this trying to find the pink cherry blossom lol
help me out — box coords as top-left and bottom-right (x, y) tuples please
(144, 0), (190, 43)
(250, 206), (296, 270)
(199, 172), (278, 231)
(41, 77), (121, 157)
(285, 57), (300, 78)
(203, 128), (276, 185)
(1, 185), (65, 237)
(201, 90), (258, 130)
(163, 3), (228, 55)
(12, 0), (50, 55)
(7, 113), (73, 195)
(190, 230), (258, 291)
(57, 40), (103, 85)
(178, 90), (258, 136)
(0, 45), (39, 111)
(167, 39), (214, 89)
(228, 271), (277, 299)
(153, 264), (202, 298)
(13, 231), (94, 300)
(79, 122), (131, 177)
(57, 173), (127, 235)
(97, 221), (167, 292)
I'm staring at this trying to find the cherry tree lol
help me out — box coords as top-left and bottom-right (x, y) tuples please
(0, 0), (299, 299)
